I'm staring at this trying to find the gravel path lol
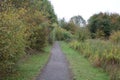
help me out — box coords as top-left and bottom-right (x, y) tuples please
(36, 42), (71, 80)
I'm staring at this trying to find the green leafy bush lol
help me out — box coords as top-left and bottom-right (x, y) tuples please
(88, 12), (120, 39)
(76, 27), (90, 41)
(51, 26), (73, 41)
(69, 40), (80, 50)
(110, 31), (120, 44)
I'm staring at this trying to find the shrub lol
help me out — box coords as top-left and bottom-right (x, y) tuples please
(0, 0), (57, 78)
(24, 10), (49, 51)
(76, 27), (90, 41)
(29, 26), (48, 51)
(110, 31), (120, 44)
(52, 26), (73, 41)
(0, 9), (26, 75)
(69, 40), (80, 50)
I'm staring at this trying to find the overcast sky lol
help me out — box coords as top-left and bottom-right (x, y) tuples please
(49, 0), (120, 21)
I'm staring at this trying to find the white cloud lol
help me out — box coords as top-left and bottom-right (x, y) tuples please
(49, 0), (120, 21)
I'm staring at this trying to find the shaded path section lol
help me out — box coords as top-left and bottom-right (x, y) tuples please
(36, 42), (71, 80)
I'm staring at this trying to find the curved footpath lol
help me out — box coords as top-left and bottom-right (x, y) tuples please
(36, 42), (72, 80)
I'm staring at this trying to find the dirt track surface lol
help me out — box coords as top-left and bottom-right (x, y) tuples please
(36, 42), (71, 80)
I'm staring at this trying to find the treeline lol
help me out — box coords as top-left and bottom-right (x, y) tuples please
(54, 15), (89, 41)
(57, 13), (120, 80)
(57, 12), (120, 40)
(88, 12), (120, 39)
(0, 0), (57, 77)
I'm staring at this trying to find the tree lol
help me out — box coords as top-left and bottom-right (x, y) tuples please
(110, 13), (120, 31)
(58, 18), (79, 35)
(70, 15), (86, 27)
(88, 12), (113, 39)
(88, 12), (120, 39)
(39, 0), (58, 24)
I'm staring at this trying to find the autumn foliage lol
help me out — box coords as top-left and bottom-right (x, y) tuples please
(0, 0), (57, 77)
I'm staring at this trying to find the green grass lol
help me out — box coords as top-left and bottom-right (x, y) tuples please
(60, 42), (110, 80)
(5, 46), (51, 80)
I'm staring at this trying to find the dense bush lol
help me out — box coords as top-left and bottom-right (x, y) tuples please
(76, 27), (90, 41)
(52, 27), (73, 41)
(29, 26), (48, 51)
(0, 9), (26, 75)
(88, 12), (120, 39)
(24, 10), (49, 51)
(0, 0), (57, 77)
(110, 31), (120, 44)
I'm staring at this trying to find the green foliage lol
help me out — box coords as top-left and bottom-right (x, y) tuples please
(88, 12), (120, 39)
(95, 29), (105, 39)
(69, 39), (120, 80)
(39, 0), (58, 23)
(110, 13), (120, 30)
(58, 18), (67, 28)
(0, 0), (57, 77)
(69, 40), (80, 50)
(0, 8), (26, 75)
(110, 31), (120, 44)
(51, 26), (73, 41)
(24, 10), (49, 51)
(61, 42), (109, 80)
(58, 17), (88, 42)
(29, 27), (48, 51)
(59, 19), (78, 35)
(67, 22), (78, 34)
(70, 15), (86, 27)
(76, 27), (90, 41)
(4, 45), (51, 80)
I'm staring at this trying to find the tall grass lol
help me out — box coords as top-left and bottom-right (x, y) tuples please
(61, 42), (109, 80)
(69, 39), (120, 80)
(110, 31), (120, 44)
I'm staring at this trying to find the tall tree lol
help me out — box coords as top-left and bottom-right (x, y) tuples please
(88, 12), (120, 39)
(39, 0), (57, 23)
(70, 15), (86, 27)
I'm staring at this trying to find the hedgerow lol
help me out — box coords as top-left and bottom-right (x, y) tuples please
(0, 0), (57, 78)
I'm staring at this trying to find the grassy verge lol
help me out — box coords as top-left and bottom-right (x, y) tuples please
(5, 45), (51, 80)
(69, 39), (120, 80)
(60, 42), (109, 80)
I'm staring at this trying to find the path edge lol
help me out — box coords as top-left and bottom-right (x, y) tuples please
(34, 43), (54, 80)
(58, 41), (74, 80)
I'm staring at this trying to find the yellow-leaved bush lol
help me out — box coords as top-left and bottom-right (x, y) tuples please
(0, 0), (57, 78)
(0, 9), (26, 75)
(52, 26), (73, 41)
(110, 31), (120, 44)
(24, 10), (49, 51)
